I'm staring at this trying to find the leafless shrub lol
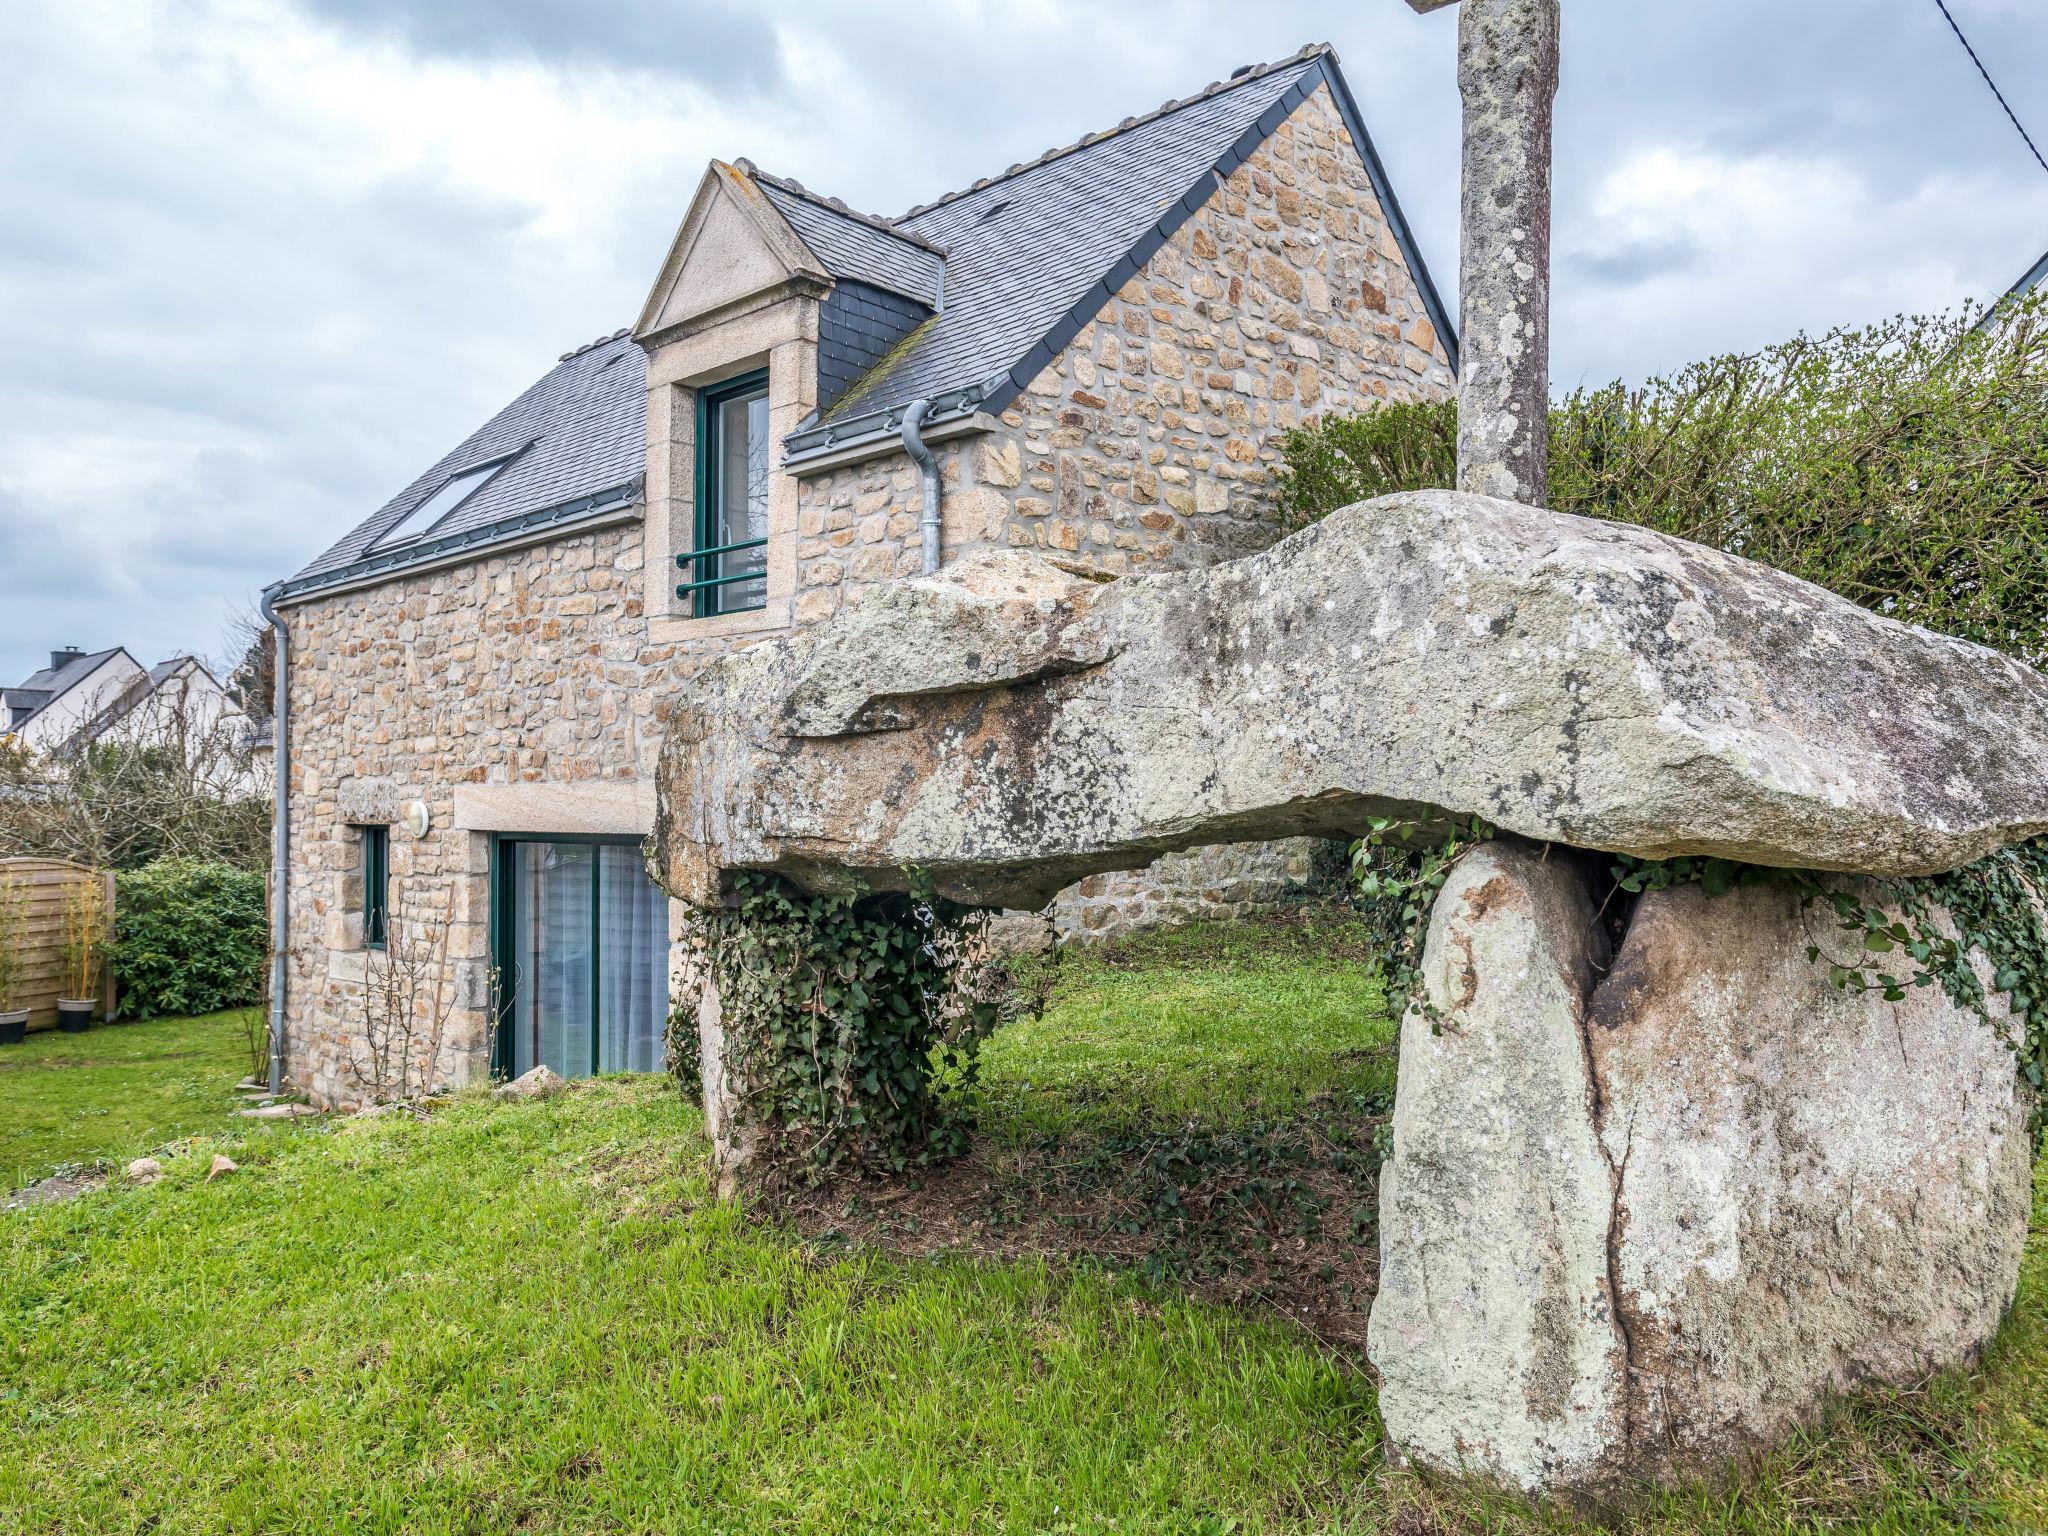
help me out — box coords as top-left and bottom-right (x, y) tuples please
(0, 678), (269, 870)
(345, 895), (496, 1106)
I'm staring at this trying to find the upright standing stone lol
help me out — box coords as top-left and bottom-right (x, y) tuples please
(1368, 839), (1626, 1492)
(1588, 879), (2034, 1481)
(1369, 839), (2035, 1497)
(1407, 0), (1561, 502)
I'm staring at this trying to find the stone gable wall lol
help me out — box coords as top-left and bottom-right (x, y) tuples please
(786, 83), (1453, 627)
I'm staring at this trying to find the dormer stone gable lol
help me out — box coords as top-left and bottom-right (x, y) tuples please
(635, 161), (832, 345)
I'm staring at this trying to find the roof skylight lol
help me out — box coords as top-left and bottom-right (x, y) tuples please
(369, 459), (509, 552)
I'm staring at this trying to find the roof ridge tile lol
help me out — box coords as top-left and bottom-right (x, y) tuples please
(558, 327), (633, 363)
(737, 160), (949, 256)
(893, 42), (1327, 221)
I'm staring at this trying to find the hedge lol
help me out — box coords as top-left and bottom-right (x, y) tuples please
(113, 859), (267, 1020)
(1274, 300), (2048, 666)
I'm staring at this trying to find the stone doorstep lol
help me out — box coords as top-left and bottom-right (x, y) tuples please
(236, 1103), (323, 1120)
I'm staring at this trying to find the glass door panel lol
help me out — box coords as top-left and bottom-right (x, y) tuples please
(500, 838), (670, 1080)
(509, 842), (593, 1079)
(598, 844), (668, 1073)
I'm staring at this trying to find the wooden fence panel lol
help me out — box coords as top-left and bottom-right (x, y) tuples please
(1, 858), (117, 1030)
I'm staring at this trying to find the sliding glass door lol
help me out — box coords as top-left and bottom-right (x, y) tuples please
(496, 838), (669, 1080)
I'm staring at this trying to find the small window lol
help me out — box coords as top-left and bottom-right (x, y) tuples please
(370, 458), (510, 552)
(360, 825), (389, 950)
(683, 370), (770, 617)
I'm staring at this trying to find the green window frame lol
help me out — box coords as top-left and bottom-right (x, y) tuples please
(360, 825), (389, 951)
(678, 368), (770, 617)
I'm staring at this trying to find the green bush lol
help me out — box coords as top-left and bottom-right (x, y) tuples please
(1276, 301), (2048, 665)
(113, 859), (267, 1020)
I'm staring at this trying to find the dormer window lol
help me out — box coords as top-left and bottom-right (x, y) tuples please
(369, 456), (513, 552)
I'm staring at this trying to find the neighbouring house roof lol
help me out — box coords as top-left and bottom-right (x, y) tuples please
(273, 333), (647, 602)
(4, 646), (130, 734)
(1974, 244), (2048, 334)
(58, 654), (231, 756)
(274, 42), (1451, 603)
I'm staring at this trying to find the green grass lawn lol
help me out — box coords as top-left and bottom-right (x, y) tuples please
(0, 1008), (267, 1189)
(3, 1077), (1385, 1534)
(2, 919), (2045, 1534)
(975, 911), (1396, 1141)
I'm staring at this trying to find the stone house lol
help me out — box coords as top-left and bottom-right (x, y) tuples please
(264, 43), (1456, 1106)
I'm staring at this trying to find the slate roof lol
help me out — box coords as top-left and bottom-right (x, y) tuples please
(803, 54), (1322, 445)
(274, 43), (1451, 601)
(11, 647), (121, 697)
(5, 647), (131, 733)
(753, 177), (945, 308)
(785, 44), (1454, 462)
(6, 647), (123, 712)
(275, 333), (646, 600)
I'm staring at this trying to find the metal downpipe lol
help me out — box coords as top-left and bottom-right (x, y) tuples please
(258, 583), (290, 1098)
(900, 398), (942, 575)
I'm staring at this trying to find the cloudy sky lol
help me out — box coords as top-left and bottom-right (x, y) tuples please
(3, 0), (2045, 687)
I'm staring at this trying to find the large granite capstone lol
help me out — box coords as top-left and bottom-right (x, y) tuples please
(658, 491), (2048, 909)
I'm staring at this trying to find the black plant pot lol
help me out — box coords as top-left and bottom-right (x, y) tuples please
(0, 1009), (25, 1045)
(56, 998), (94, 1034)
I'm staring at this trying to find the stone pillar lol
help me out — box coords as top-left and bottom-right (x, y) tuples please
(1453, 0), (1558, 502)
(1368, 838), (2034, 1497)
(1409, 0), (1561, 503)
(693, 975), (755, 1197)
(1368, 839), (1626, 1491)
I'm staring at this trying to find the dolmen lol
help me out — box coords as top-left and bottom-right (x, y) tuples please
(656, 490), (2043, 1498)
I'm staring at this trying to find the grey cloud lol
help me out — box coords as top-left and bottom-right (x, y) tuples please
(1567, 234), (1705, 288)
(287, 0), (784, 93)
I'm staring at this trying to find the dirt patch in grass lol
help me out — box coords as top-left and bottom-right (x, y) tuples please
(3, 1166), (108, 1210)
(768, 1087), (1392, 1355)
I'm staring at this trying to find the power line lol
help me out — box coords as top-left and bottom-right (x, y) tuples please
(1933, 0), (2048, 178)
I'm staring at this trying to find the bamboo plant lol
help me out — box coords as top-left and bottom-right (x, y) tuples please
(60, 872), (108, 1003)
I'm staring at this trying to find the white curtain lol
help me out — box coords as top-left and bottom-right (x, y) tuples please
(597, 844), (668, 1074)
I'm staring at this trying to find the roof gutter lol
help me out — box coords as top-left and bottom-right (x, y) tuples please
(781, 381), (992, 472)
(258, 582), (290, 1098)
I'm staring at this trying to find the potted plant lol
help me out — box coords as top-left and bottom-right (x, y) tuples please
(57, 872), (107, 1033)
(0, 870), (25, 1045)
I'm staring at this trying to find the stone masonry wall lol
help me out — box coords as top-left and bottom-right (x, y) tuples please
(278, 521), (772, 1107)
(1048, 838), (1330, 943)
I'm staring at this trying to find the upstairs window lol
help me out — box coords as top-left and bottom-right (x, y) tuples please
(359, 824), (389, 950)
(370, 457), (512, 552)
(681, 370), (769, 616)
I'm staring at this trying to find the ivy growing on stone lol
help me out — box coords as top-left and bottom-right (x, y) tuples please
(680, 871), (1001, 1181)
(1350, 815), (1496, 1032)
